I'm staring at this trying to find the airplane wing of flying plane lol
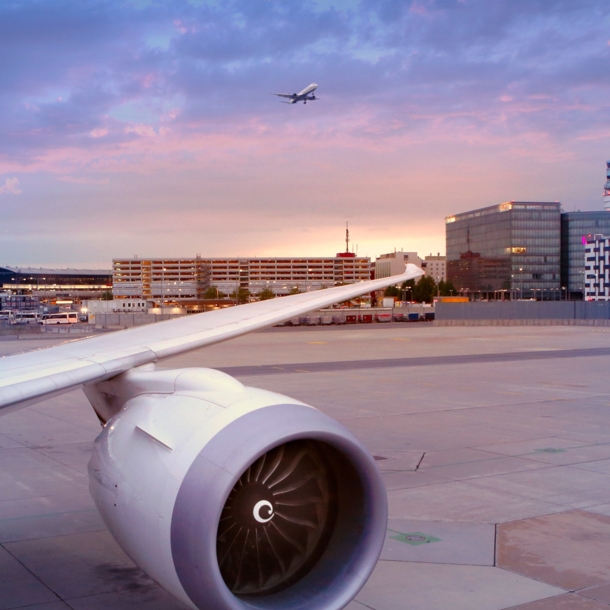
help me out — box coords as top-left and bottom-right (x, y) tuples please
(273, 82), (318, 104)
(0, 264), (423, 610)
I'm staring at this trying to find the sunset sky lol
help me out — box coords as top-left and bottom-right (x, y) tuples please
(1, 0), (609, 268)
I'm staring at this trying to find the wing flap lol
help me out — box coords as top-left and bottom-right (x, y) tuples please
(0, 264), (423, 413)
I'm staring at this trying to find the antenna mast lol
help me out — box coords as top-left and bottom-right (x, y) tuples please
(346, 222), (350, 253)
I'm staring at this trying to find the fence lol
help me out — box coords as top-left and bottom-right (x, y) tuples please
(435, 301), (610, 325)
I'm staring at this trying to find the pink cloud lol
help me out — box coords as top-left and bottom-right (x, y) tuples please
(125, 123), (157, 137)
(0, 177), (21, 195)
(90, 128), (108, 138)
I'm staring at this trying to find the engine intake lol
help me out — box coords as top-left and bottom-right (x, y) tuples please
(88, 368), (386, 610)
(217, 440), (336, 596)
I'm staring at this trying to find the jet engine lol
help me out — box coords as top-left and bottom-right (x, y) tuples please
(86, 367), (387, 610)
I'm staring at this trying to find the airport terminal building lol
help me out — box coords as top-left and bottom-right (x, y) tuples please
(0, 266), (112, 300)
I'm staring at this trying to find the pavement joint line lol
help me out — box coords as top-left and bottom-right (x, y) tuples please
(0, 540), (64, 606)
(415, 452), (426, 471)
(458, 475), (610, 512)
(0, 508), (98, 523)
(335, 393), (610, 423)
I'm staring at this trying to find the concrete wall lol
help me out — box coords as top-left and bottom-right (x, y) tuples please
(92, 313), (184, 330)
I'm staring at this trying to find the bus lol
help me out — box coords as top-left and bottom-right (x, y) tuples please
(39, 312), (79, 325)
(0, 310), (14, 324)
(12, 312), (41, 325)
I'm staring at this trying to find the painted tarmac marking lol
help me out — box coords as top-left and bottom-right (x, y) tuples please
(219, 346), (610, 377)
(534, 448), (567, 454)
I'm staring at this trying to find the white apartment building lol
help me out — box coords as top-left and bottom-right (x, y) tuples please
(584, 235), (610, 300)
(423, 254), (446, 282)
(112, 255), (371, 302)
(375, 252), (422, 279)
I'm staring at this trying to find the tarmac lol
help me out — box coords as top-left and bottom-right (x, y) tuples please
(2, 324), (610, 609)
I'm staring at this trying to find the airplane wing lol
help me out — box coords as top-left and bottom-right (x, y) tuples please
(0, 265), (423, 415)
(272, 93), (294, 98)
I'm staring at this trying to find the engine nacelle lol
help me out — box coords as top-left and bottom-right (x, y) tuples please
(88, 367), (387, 610)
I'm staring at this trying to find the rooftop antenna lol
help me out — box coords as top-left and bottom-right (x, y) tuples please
(604, 161), (610, 212)
(346, 222), (350, 253)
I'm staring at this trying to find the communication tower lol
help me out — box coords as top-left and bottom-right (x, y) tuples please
(604, 161), (610, 212)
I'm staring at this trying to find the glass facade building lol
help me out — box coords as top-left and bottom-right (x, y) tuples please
(561, 211), (610, 299)
(446, 202), (561, 299)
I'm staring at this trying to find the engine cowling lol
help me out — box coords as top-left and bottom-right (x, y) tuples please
(88, 367), (387, 610)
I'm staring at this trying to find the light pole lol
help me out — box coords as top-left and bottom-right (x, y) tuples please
(519, 267), (523, 300)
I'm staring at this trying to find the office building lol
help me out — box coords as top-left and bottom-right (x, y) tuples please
(584, 234), (610, 300)
(561, 212), (610, 299)
(375, 252), (422, 279)
(113, 256), (371, 304)
(422, 254), (446, 282)
(559, 162), (610, 298)
(446, 202), (561, 299)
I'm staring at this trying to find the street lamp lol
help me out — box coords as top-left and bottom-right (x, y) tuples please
(519, 267), (523, 300)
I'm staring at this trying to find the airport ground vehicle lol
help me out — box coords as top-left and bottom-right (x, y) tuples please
(11, 312), (40, 325)
(0, 310), (14, 323)
(39, 312), (78, 325)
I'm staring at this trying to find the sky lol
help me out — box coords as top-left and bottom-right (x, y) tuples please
(1, 0), (609, 268)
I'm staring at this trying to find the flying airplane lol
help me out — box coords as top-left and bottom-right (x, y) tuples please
(273, 82), (318, 104)
(0, 264), (423, 610)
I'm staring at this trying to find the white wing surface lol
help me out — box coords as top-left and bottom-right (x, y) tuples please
(272, 93), (294, 98)
(0, 265), (423, 414)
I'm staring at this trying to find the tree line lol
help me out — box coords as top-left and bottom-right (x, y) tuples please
(384, 276), (457, 304)
(201, 276), (456, 305)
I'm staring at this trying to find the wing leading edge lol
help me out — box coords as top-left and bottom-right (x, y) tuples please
(0, 264), (423, 415)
